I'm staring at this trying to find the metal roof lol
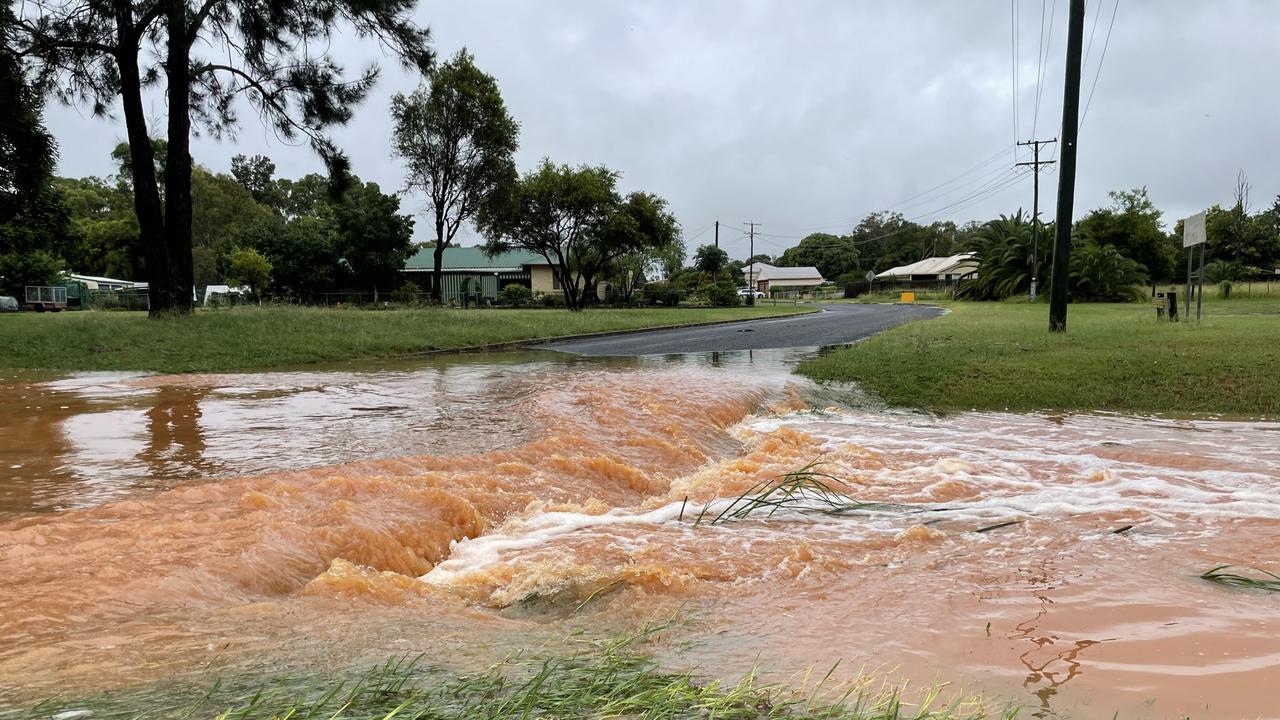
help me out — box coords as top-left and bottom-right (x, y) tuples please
(876, 253), (977, 279)
(743, 263), (825, 282)
(404, 246), (550, 271)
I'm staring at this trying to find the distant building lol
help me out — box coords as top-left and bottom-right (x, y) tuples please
(875, 253), (977, 285)
(742, 262), (825, 293)
(403, 246), (604, 302)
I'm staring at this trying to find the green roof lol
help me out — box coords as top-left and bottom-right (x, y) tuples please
(405, 245), (548, 271)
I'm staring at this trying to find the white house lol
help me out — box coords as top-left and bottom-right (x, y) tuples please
(742, 263), (825, 293)
(875, 253), (977, 283)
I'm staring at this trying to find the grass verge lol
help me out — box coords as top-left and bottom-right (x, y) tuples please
(0, 305), (814, 374)
(21, 630), (1015, 720)
(796, 300), (1280, 417)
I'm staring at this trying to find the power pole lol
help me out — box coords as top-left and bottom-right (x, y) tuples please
(1048, 0), (1086, 333)
(744, 222), (760, 306)
(1016, 138), (1056, 300)
(714, 220), (719, 248)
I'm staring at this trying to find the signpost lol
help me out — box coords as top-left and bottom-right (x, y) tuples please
(1182, 212), (1206, 322)
(864, 270), (876, 296)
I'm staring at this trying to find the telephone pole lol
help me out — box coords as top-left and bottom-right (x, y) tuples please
(714, 220), (719, 248)
(744, 222), (760, 306)
(1048, 0), (1086, 332)
(1016, 138), (1056, 300)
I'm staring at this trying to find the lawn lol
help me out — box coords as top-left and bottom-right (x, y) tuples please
(797, 298), (1280, 417)
(0, 304), (814, 373)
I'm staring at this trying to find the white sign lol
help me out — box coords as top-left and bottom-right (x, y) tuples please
(1183, 212), (1207, 248)
(865, 271), (876, 283)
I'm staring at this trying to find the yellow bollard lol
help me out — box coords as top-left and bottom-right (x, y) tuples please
(900, 291), (915, 304)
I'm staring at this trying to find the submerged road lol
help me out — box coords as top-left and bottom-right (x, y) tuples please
(534, 303), (943, 356)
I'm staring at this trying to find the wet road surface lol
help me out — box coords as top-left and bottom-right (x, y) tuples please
(533, 303), (943, 355)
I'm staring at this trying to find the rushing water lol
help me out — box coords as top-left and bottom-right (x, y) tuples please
(1, 351), (1278, 719)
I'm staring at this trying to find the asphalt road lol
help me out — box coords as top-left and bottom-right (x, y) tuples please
(533, 303), (943, 356)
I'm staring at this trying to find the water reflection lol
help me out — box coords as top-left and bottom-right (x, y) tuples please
(0, 349), (814, 518)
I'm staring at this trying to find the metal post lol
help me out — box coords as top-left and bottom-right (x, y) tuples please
(1197, 242), (1205, 321)
(1185, 248), (1192, 322)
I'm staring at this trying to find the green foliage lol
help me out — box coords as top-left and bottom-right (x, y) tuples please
(538, 292), (566, 308)
(697, 281), (740, 307)
(693, 244), (730, 276)
(1074, 187), (1176, 282)
(481, 160), (676, 310)
(391, 49), (519, 300)
(227, 247), (272, 300)
(637, 281), (681, 307)
(0, 249), (64, 296)
(230, 155), (283, 208)
(238, 215), (341, 301)
(390, 280), (422, 305)
(1218, 280), (1233, 299)
(54, 176), (144, 279)
(777, 232), (858, 280)
(499, 283), (533, 307)
(1203, 259), (1243, 284)
(0, 5), (56, 219)
(1069, 243), (1147, 302)
(956, 212), (1050, 300)
(332, 181), (415, 295)
(848, 211), (965, 272)
(191, 168), (275, 284)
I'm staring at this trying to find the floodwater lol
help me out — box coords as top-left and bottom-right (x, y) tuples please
(1, 351), (1278, 719)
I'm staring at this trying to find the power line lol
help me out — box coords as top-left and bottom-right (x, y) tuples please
(1080, 0), (1120, 129)
(1031, 0), (1058, 139)
(1011, 0), (1020, 143)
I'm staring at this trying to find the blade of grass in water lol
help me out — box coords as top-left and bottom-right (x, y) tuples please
(1199, 565), (1280, 592)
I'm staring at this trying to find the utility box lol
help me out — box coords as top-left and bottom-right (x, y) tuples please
(1152, 291), (1178, 321)
(900, 291), (916, 304)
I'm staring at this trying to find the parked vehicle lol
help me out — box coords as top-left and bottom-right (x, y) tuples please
(736, 288), (766, 299)
(0, 296), (19, 312)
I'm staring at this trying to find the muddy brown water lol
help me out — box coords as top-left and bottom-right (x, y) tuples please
(1, 351), (1278, 718)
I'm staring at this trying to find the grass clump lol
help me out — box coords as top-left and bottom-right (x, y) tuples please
(24, 629), (1017, 720)
(0, 305), (813, 373)
(1199, 565), (1280, 593)
(695, 463), (912, 525)
(797, 301), (1280, 417)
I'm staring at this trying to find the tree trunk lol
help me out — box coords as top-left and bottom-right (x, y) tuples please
(431, 222), (445, 303)
(113, 9), (167, 316)
(159, 0), (194, 315)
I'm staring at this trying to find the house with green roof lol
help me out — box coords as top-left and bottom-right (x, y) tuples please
(403, 245), (565, 302)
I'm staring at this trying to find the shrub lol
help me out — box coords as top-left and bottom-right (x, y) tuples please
(500, 283), (533, 307)
(639, 282), (681, 307)
(539, 292), (566, 308)
(701, 282), (739, 307)
(1069, 243), (1148, 302)
(1219, 280), (1233, 300)
(391, 281), (422, 305)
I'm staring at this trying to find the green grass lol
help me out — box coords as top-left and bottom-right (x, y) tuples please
(1199, 565), (1280, 593)
(797, 300), (1280, 417)
(19, 630), (1016, 720)
(0, 305), (814, 373)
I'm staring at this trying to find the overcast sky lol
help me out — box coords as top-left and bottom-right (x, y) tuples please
(44, 0), (1280, 258)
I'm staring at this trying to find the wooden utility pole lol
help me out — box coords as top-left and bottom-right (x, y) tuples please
(714, 220), (719, 248)
(745, 222), (760, 306)
(1048, 0), (1086, 332)
(1016, 138), (1056, 300)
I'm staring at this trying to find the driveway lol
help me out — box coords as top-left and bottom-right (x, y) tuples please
(533, 303), (943, 356)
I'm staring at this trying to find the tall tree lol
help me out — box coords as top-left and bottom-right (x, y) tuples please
(693, 244), (730, 277)
(776, 233), (859, 280)
(14, 0), (432, 315)
(478, 160), (618, 310)
(333, 180), (415, 300)
(390, 49), (518, 302)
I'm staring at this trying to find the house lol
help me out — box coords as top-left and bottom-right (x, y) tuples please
(742, 263), (825, 293)
(403, 246), (601, 302)
(875, 253), (977, 285)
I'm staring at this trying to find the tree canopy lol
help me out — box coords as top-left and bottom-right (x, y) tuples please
(12, 0), (433, 314)
(776, 233), (859, 280)
(391, 49), (519, 302)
